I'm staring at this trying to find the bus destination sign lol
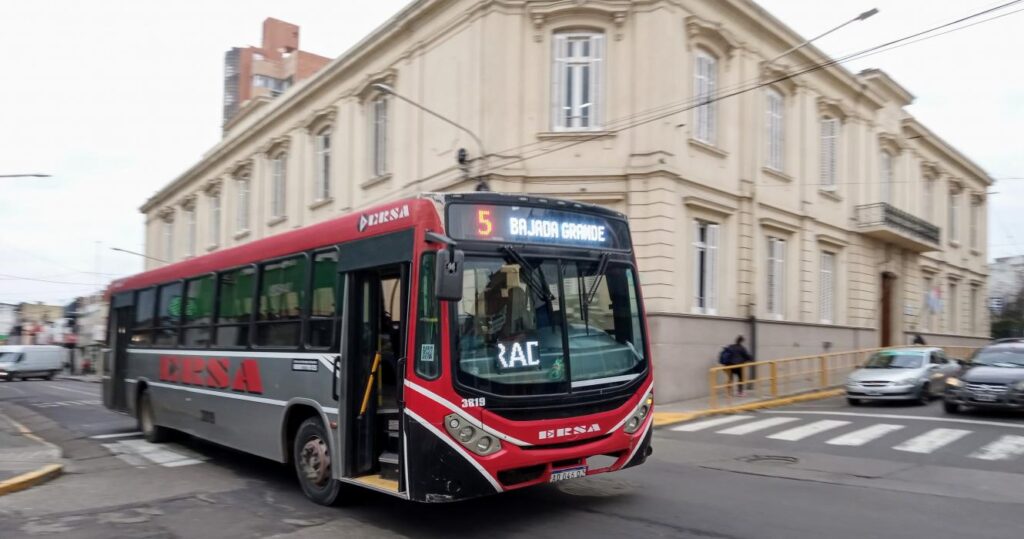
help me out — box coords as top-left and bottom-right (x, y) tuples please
(447, 204), (630, 249)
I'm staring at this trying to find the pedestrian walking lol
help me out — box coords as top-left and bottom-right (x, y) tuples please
(719, 336), (753, 397)
(912, 333), (926, 345)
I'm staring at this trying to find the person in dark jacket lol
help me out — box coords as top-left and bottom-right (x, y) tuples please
(912, 333), (926, 345)
(719, 336), (753, 397)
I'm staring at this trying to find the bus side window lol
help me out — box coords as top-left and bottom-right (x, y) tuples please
(183, 275), (215, 347)
(132, 287), (156, 345)
(415, 253), (440, 379)
(255, 255), (307, 348)
(308, 249), (340, 349)
(154, 282), (183, 346)
(216, 266), (256, 347)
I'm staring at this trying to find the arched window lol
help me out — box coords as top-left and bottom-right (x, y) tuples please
(314, 127), (331, 200)
(552, 31), (604, 131)
(765, 88), (784, 170)
(694, 50), (717, 144)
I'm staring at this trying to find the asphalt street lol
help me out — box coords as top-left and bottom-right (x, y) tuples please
(1, 380), (1023, 538)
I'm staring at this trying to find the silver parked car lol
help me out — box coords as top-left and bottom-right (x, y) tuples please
(845, 347), (961, 405)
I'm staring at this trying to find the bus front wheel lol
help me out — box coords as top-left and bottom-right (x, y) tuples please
(293, 417), (344, 506)
(138, 390), (170, 443)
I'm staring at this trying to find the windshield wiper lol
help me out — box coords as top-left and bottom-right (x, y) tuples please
(584, 253), (611, 309)
(501, 245), (554, 303)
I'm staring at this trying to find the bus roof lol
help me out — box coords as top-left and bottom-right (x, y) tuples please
(108, 197), (442, 296)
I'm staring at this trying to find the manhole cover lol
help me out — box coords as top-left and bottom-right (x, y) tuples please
(556, 476), (636, 497)
(736, 455), (798, 466)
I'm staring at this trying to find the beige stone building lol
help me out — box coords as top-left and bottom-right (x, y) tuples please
(140, 0), (991, 402)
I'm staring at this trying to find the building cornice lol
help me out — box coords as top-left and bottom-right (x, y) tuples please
(902, 117), (993, 186)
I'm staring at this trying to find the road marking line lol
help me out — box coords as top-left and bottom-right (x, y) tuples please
(670, 415), (754, 432)
(893, 428), (971, 454)
(762, 410), (1024, 430)
(89, 431), (143, 440)
(716, 417), (799, 435)
(826, 424), (905, 446)
(969, 435), (1024, 461)
(767, 420), (850, 441)
(44, 384), (99, 397)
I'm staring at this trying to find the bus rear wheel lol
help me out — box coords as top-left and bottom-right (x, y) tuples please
(138, 390), (170, 443)
(293, 417), (343, 506)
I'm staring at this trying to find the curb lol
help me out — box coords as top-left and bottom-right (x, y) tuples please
(56, 376), (102, 384)
(653, 388), (845, 428)
(0, 464), (63, 496)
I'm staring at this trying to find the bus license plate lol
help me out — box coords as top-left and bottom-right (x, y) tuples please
(550, 466), (587, 483)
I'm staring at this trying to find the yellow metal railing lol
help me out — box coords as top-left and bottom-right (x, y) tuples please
(708, 345), (980, 408)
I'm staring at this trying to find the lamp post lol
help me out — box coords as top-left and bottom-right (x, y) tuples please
(110, 247), (166, 264)
(766, 8), (879, 65)
(0, 173), (51, 178)
(370, 83), (490, 191)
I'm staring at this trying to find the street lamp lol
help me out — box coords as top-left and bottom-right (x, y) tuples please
(0, 173), (51, 178)
(766, 8), (879, 65)
(110, 247), (166, 264)
(370, 83), (490, 191)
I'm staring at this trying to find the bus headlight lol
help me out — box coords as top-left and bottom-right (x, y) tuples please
(624, 391), (655, 434)
(444, 414), (502, 456)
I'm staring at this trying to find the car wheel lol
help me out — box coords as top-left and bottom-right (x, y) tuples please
(293, 417), (345, 506)
(43, 371), (55, 381)
(138, 390), (171, 443)
(943, 400), (961, 414)
(847, 397), (861, 406)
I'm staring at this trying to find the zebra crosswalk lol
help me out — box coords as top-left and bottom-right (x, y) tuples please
(90, 431), (207, 468)
(669, 414), (1024, 463)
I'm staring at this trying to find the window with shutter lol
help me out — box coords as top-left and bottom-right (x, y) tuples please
(271, 154), (287, 219)
(692, 220), (720, 314)
(880, 151), (893, 204)
(923, 178), (934, 221)
(315, 127), (331, 200)
(820, 118), (838, 189)
(236, 177), (250, 231)
(371, 95), (389, 177)
(186, 208), (196, 257)
(820, 252), (835, 323)
(209, 194), (221, 246)
(767, 237), (785, 318)
(694, 50), (717, 144)
(948, 281), (958, 333)
(949, 190), (959, 242)
(765, 89), (784, 170)
(552, 32), (604, 131)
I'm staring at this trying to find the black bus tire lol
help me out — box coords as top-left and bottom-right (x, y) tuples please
(293, 417), (344, 506)
(138, 390), (171, 443)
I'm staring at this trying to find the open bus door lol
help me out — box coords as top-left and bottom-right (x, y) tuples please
(103, 293), (132, 412)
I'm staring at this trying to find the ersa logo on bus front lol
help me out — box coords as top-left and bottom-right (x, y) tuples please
(159, 356), (264, 394)
(358, 204), (410, 232)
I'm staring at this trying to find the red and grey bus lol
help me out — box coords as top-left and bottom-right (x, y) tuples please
(103, 192), (653, 504)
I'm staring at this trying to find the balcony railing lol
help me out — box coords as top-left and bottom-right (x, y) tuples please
(856, 203), (940, 252)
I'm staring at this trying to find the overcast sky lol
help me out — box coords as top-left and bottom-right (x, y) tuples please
(1, 0), (1021, 306)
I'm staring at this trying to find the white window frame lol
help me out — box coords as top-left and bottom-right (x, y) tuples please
(209, 193), (221, 246)
(693, 50), (717, 144)
(765, 88), (784, 171)
(271, 153), (287, 218)
(693, 220), (719, 314)
(314, 127), (331, 201)
(820, 251), (836, 324)
(766, 237), (786, 319)
(185, 208), (196, 257)
(820, 117), (838, 190)
(370, 95), (389, 178)
(880, 150), (894, 204)
(236, 176), (250, 232)
(552, 32), (604, 131)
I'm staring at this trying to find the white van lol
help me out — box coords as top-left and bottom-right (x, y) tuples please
(0, 345), (66, 381)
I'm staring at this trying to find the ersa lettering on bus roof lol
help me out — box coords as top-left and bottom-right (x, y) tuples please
(358, 204), (410, 232)
(509, 217), (607, 243)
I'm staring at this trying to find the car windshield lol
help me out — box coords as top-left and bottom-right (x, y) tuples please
(864, 352), (923, 369)
(970, 347), (1024, 368)
(455, 255), (646, 396)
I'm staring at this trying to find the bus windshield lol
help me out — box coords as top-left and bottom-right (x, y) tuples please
(455, 254), (646, 396)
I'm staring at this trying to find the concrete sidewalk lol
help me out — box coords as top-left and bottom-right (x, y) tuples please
(653, 388), (844, 427)
(0, 405), (63, 495)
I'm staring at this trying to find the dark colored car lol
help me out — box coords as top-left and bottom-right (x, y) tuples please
(944, 340), (1024, 414)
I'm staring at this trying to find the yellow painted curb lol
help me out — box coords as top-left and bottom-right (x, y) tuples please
(653, 388), (845, 428)
(0, 463), (63, 496)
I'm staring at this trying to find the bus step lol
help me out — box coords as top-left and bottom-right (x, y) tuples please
(377, 407), (400, 415)
(378, 451), (400, 481)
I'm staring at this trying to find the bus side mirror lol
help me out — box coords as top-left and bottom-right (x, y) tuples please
(435, 249), (465, 301)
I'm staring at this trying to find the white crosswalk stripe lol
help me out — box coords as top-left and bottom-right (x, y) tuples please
(893, 428), (971, 454)
(969, 435), (1024, 461)
(826, 424), (905, 446)
(100, 436), (206, 468)
(767, 420), (850, 441)
(670, 415), (754, 432)
(716, 417), (800, 435)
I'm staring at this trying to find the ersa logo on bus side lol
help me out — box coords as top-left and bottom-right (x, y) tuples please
(358, 204), (410, 232)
